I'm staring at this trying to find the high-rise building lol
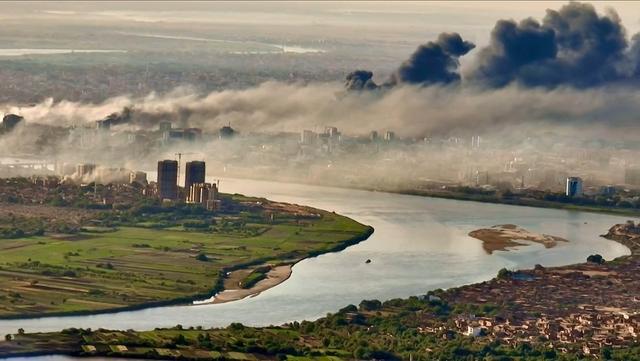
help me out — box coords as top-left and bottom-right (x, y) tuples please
(600, 185), (617, 196)
(471, 135), (481, 149)
(300, 130), (316, 145)
(163, 129), (186, 142)
(384, 131), (395, 142)
(187, 182), (216, 203)
(159, 121), (172, 132)
(325, 126), (339, 138)
(370, 131), (378, 142)
(187, 182), (219, 211)
(184, 128), (203, 141)
(185, 161), (206, 192)
(76, 163), (96, 178)
(475, 170), (490, 186)
(157, 160), (178, 200)
(566, 177), (583, 197)
(219, 125), (236, 139)
(95, 119), (111, 130)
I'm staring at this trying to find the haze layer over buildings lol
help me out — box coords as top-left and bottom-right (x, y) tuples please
(0, 1), (639, 204)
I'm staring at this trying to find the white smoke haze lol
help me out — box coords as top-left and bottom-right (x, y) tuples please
(4, 95), (134, 128)
(1, 1), (640, 194)
(1, 82), (640, 193)
(2, 81), (640, 140)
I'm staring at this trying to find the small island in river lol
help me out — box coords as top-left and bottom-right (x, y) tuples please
(469, 224), (569, 254)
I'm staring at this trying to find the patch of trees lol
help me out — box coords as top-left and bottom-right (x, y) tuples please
(0, 214), (83, 239)
(587, 254), (605, 264)
(240, 267), (270, 289)
(497, 268), (513, 279)
(359, 299), (382, 311)
(195, 253), (209, 262)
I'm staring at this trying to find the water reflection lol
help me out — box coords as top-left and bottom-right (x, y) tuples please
(0, 178), (630, 335)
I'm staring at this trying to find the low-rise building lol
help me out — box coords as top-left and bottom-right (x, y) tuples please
(187, 182), (219, 211)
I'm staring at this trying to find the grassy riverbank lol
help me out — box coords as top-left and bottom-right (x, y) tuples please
(0, 194), (373, 319)
(4, 222), (640, 360)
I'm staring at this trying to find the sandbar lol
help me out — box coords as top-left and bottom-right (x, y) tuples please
(469, 224), (569, 254)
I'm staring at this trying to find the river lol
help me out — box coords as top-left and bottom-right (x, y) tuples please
(0, 177), (630, 338)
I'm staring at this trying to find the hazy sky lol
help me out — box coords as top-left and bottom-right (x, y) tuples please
(5, 1), (640, 43)
(2, 2), (640, 175)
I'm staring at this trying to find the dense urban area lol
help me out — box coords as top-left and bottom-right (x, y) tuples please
(2, 112), (640, 216)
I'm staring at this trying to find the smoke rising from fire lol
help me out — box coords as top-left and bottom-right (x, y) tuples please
(469, 2), (635, 88)
(2, 82), (640, 140)
(1, 1), (640, 165)
(346, 2), (640, 90)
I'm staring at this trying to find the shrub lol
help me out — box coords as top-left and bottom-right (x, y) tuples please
(359, 299), (382, 311)
(497, 268), (513, 279)
(62, 270), (77, 277)
(228, 322), (245, 331)
(587, 254), (605, 264)
(195, 253), (209, 262)
(339, 304), (358, 313)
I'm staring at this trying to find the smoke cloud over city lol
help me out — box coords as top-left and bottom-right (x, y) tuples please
(348, 2), (640, 90)
(2, 81), (640, 139)
(469, 2), (637, 88)
(388, 32), (475, 87)
(3, 2), (640, 139)
(1, 1), (639, 192)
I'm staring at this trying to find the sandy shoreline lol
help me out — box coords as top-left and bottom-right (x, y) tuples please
(469, 224), (569, 254)
(194, 226), (374, 306)
(195, 264), (293, 305)
(210, 223), (568, 303)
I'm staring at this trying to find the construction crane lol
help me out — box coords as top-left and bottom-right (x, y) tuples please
(174, 152), (197, 186)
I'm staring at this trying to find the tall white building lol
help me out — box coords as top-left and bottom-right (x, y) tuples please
(471, 135), (481, 149)
(325, 126), (339, 138)
(566, 177), (583, 197)
(384, 131), (395, 142)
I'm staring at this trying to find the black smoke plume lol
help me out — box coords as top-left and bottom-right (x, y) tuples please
(388, 32), (475, 86)
(344, 70), (378, 91)
(344, 32), (474, 92)
(470, 2), (632, 88)
(345, 2), (640, 91)
(98, 106), (133, 128)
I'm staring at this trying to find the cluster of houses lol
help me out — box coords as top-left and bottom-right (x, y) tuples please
(414, 309), (640, 357)
(0, 175), (147, 207)
(448, 311), (640, 354)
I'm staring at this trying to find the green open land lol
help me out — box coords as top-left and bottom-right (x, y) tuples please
(0, 195), (372, 318)
(5, 223), (640, 360)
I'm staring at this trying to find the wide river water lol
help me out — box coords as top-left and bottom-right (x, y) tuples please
(0, 178), (631, 339)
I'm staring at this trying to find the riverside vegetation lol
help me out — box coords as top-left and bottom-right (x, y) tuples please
(4, 222), (640, 360)
(0, 177), (373, 317)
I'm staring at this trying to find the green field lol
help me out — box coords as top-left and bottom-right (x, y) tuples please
(0, 209), (371, 318)
(1, 327), (349, 360)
